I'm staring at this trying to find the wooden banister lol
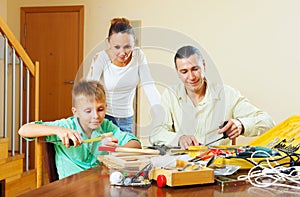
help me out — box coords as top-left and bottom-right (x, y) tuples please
(34, 62), (42, 187)
(0, 15), (41, 189)
(0, 15), (35, 76)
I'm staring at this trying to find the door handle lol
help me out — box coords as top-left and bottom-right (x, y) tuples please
(64, 80), (75, 84)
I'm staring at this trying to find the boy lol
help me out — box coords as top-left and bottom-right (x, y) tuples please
(18, 80), (141, 179)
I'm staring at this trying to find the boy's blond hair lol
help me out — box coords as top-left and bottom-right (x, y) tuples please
(72, 80), (106, 107)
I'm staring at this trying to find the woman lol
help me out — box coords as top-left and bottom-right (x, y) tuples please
(86, 17), (160, 134)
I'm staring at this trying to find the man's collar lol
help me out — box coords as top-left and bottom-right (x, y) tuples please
(177, 80), (221, 104)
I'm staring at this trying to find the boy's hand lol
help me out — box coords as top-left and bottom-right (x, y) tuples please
(102, 137), (119, 147)
(56, 128), (83, 148)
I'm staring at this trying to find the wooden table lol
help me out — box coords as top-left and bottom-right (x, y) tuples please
(17, 165), (298, 197)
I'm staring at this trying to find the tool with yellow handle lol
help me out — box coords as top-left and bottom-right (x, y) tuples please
(43, 132), (113, 145)
(81, 132), (113, 143)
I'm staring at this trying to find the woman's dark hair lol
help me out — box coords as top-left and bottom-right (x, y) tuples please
(174, 46), (203, 69)
(108, 18), (135, 41)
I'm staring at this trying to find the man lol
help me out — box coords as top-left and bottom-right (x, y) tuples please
(150, 45), (275, 149)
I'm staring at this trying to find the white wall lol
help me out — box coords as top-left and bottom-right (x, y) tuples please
(5, 0), (300, 142)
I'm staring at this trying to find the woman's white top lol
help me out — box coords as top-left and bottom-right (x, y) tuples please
(86, 47), (161, 118)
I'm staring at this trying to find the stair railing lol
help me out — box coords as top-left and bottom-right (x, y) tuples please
(0, 15), (42, 187)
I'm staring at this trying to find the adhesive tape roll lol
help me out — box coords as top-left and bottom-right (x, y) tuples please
(110, 171), (124, 184)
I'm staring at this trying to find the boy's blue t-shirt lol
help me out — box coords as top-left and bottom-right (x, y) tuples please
(32, 116), (140, 179)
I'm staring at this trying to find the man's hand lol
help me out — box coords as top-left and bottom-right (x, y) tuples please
(56, 128), (83, 148)
(179, 135), (200, 150)
(218, 119), (244, 140)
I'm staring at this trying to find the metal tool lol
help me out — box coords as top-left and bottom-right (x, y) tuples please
(146, 144), (181, 155)
(39, 132), (113, 146)
(205, 121), (228, 146)
(131, 163), (153, 182)
(205, 133), (228, 146)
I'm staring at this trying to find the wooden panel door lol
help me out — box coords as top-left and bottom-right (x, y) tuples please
(21, 6), (84, 121)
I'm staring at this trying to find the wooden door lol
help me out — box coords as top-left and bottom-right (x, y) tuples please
(21, 6), (84, 121)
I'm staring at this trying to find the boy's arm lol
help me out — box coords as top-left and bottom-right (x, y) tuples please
(121, 140), (141, 149)
(18, 123), (83, 148)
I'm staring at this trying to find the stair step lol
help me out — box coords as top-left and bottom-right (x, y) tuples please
(5, 169), (37, 197)
(0, 154), (24, 181)
(0, 138), (9, 160)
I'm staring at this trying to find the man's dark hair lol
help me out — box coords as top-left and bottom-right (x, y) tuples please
(174, 45), (203, 69)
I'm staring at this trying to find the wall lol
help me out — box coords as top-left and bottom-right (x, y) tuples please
(0, 0), (6, 136)
(4, 0), (300, 143)
(0, 0), (6, 20)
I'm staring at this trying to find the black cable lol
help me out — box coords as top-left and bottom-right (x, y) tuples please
(257, 155), (290, 166)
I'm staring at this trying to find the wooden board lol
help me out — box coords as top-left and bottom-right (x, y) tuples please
(98, 154), (158, 169)
(0, 138), (9, 160)
(149, 160), (214, 187)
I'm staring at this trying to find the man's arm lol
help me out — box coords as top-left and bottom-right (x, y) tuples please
(220, 86), (275, 138)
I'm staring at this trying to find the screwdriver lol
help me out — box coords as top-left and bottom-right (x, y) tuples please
(205, 121), (228, 146)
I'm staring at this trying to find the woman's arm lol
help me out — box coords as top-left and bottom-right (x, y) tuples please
(86, 52), (107, 80)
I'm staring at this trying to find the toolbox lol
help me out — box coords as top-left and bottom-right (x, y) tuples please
(149, 159), (214, 187)
(213, 115), (300, 169)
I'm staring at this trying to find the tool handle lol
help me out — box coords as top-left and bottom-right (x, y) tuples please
(70, 132), (114, 145)
(219, 121), (228, 139)
(204, 121), (230, 146)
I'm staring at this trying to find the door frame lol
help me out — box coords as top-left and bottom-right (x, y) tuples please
(19, 5), (84, 171)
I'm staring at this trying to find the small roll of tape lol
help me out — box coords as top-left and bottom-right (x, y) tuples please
(124, 177), (132, 185)
(110, 171), (124, 184)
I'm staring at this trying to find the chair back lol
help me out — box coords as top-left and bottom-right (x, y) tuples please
(44, 143), (59, 182)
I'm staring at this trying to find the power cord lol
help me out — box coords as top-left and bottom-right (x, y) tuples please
(226, 148), (300, 168)
(237, 150), (300, 190)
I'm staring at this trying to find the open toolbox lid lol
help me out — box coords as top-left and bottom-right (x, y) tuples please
(249, 115), (300, 150)
(214, 115), (300, 169)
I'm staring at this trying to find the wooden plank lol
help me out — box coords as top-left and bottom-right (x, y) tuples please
(6, 170), (37, 197)
(0, 154), (24, 165)
(0, 138), (9, 160)
(98, 154), (157, 169)
(0, 155), (24, 180)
